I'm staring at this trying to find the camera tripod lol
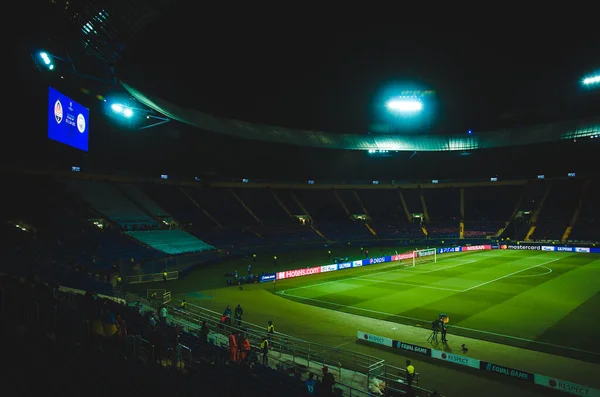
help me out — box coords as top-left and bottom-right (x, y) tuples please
(427, 330), (439, 344)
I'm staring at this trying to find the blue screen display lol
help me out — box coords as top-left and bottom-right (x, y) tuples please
(48, 87), (89, 152)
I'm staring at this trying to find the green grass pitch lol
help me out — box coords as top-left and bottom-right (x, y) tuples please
(166, 246), (600, 363)
(274, 249), (600, 362)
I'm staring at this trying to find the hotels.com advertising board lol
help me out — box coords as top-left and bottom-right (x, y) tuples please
(269, 243), (597, 282)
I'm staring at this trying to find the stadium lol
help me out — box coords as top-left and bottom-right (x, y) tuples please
(4, 2), (600, 397)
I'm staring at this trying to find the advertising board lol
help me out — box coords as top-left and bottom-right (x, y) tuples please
(357, 331), (393, 347)
(430, 350), (480, 369)
(480, 361), (533, 382)
(534, 375), (600, 397)
(393, 341), (431, 356)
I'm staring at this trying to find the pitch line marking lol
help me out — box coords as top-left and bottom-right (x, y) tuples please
(461, 258), (561, 292)
(281, 252), (491, 294)
(278, 292), (600, 356)
(508, 266), (553, 278)
(357, 278), (464, 292)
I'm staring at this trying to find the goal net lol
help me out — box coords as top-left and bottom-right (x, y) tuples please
(412, 248), (437, 267)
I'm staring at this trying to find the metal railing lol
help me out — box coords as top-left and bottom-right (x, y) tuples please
(133, 296), (442, 396)
(127, 270), (179, 284)
(146, 289), (172, 304)
(164, 299), (381, 375)
(2, 282), (441, 397)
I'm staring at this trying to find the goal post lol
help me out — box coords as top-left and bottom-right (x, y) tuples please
(412, 248), (437, 267)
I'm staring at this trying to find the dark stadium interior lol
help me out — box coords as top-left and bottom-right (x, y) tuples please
(5, 1), (600, 396)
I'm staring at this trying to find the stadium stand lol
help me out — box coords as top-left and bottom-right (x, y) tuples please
(1, 275), (309, 397)
(126, 230), (215, 254)
(142, 184), (214, 229)
(463, 185), (522, 238)
(510, 180), (548, 240)
(357, 189), (420, 239)
(422, 188), (460, 239)
(1, 177), (165, 293)
(531, 178), (584, 241)
(66, 180), (156, 228)
(117, 183), (170, 219)
(232, 188), (319, 245)
(570, 178), (600, 242)
(293, 189), (372, 241)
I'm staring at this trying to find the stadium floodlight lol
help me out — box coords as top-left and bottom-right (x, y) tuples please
(111, 103), (134, 118)
(386, 98), (423, 112)
(39, 52), (54, 70)
(582, 75), (599, 86)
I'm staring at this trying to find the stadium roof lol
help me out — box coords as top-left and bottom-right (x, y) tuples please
(122, 81), (599, 151)
(118, 17), (600, 145)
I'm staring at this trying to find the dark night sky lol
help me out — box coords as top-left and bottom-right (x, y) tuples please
(120, 12), (600, 135)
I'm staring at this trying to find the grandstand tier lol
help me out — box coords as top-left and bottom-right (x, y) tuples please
(127, 230), (215, 254)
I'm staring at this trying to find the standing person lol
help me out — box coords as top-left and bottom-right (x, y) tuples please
(406, 360), (415, 388)
(241, 336), (251, 364)
(320, 367), (335, 396)
(223, 305), (232, 327)
(260, 335), (269, 365)
(304, 373), (317, 395)
(441, 322), (448, 343)
(235, 304), (244, 327)
(159, 305), (168, 325)
(199, 321), (209, 344)
(228, 331), (238, 363)
(162, 270), (168, 284)
(267, 320), (274, 340)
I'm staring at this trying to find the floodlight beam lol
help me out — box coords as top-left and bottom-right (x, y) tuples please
(386, 99), (423, 112)
(582, 75), (600, 86)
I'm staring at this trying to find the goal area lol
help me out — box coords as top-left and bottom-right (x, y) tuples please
(412, 248), (437, 267)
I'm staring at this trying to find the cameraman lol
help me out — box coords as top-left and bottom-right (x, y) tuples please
(441, 322), (448, 343)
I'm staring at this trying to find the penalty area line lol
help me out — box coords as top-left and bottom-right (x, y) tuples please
(357, 278), (464, 292)
(276, 291), (600, 356)
(281, 252), (491, 294)
(460, 258), (561, 292)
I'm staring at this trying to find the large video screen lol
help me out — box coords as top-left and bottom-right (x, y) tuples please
(48, 87), (89, 152)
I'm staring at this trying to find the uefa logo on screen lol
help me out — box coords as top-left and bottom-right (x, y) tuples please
(54, 100), (63, 124)
(77, 114), (86, 133)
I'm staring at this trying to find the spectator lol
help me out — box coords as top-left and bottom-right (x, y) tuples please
(228, 331), (238, 363)
(159, 306), (168, 325)
(199, 321), (209, 344)
(305, 372), (317, 395)
(241, 335), (251, 363)
(320, 366), (335, 396)
(234, 304), (243, 326)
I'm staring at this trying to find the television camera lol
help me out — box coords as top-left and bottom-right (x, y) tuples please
(427, 313), (449, 344)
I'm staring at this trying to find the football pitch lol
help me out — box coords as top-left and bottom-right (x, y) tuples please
(273, 250), (600, 362)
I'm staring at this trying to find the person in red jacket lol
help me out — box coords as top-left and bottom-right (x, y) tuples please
(228, 332), (238, 362)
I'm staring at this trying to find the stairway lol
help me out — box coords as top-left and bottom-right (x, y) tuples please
(353, 191), (377, 237)
(524, 183), (551, 241)
(290, 191), (329, 242)
(562, 179), (591, 242)
(180, 188), (222, 228)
